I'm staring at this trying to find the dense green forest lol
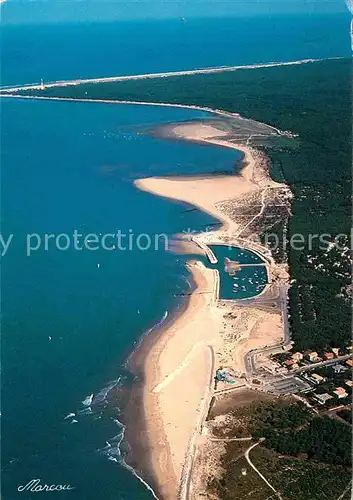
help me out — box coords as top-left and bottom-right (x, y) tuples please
(12, 58), (351, 171)
(210, 443), (352, 500)
(10, 56), (352, 500)
(12, 58), (352, 350)
(13, 58), (351, 181)
(252, 447), (352, 500)
(250, 402), (351, 467)
(209, 401), (352, 499)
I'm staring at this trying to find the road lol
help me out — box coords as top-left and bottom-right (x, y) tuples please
(214, 383), (247, 395)
(279, 284), (291, 344)
(233, 263), (268, 268)
(235, 187), (268, 239)
(335, 481), (352, 500)
(244, 344), (285, 376)
(292, 354), (353, 374)
(243, 283), (290, 377)
(209, 436), (252, 442)
(180, 269), (222, 500)
(180, 344), (216, 500)
(244, 441), (282, 499)
(325, 404), (352, 427)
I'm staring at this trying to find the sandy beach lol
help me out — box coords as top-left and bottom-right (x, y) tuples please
(136, 124), (260, 235)
(126, 261), (222, 499)
(130, 121), (289, 499)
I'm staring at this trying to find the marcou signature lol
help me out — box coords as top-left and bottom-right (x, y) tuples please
(18, 479), (75, 493)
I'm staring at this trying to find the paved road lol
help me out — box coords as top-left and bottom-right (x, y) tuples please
(181, 344), (216, 500)
(243, 283), (290, 377)
(244, 344), (285, 376)
(292, 354), (353, 374)
(279, 283), (291, 344)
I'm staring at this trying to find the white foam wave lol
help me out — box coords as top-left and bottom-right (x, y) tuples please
(91, 378), (121, 406)
(78, 407), (93, 416)
(124, 463), (160, 500)
(98, 428), (124, 461)
(63, 412), (76, 420)
(99, 417), (160, 500)
(156, 310), (168, 328)
(77, 378), (122, 419)
(145, 311), (168, 336)
(82, 394), (93, 406)
(125, 311), (169, 368)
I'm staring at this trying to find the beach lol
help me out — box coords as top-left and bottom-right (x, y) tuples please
(126, 261), (221, 499)
(130, 121), (289, 498)
(2, 12), (350, 500)
(136, 122), (274, 236)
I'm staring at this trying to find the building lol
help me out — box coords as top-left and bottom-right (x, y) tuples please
(314, 393), (333, 405)
(308, 352), (318, 362)
(274, 366), (289, 375)
(346, 345), (353, 351)
(292, 352), (303, 363)
(284, 359), (294, 367)
(345, 359), (353, 368)
(332, 348), (340, 357)
(333, 387), (348, 399)
(344, 379), (353, 388)
(308, 373), (325, 385)
(324, 352), (334, 360)
(311, 373), (325, 384)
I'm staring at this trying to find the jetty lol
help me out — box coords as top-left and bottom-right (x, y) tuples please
(191, 237), (218, 264)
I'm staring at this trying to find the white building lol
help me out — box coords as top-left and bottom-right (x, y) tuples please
(308, 352), (318, 362)
(314, 393), (333, 405)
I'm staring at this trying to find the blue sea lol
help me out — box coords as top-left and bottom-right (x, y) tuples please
(1, 13), (351, 500)
(1, 14), (351, 86)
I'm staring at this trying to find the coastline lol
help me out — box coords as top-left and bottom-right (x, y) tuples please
(0, 93), (291, 138)
(136, 123), (271, 236)
(0, 57), (336, 93)
(3, 21), (351, 500)
(125, 261), (221, 500)
(127, 120), (290, 498)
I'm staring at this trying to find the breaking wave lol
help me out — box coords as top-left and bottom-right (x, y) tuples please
(98, 418), (159, 499)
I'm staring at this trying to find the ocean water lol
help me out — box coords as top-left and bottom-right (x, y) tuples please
(1, 13), (351, 500)
(1, 14), (351, 86)
(1, 98), (241, 499)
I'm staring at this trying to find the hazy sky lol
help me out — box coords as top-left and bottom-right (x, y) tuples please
(1, 0), (349, 25)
